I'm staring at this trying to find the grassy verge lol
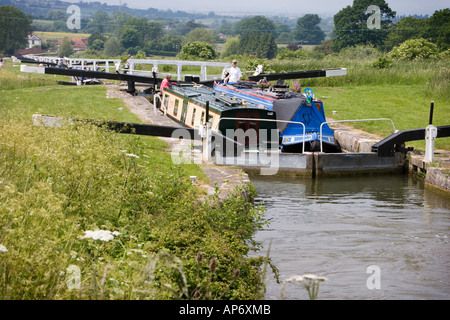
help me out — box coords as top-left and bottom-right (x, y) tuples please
(319, 84), (450, 151)
(0, 61), (267, 299)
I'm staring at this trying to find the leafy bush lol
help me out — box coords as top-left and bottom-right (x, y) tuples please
(221, 36), (241, 58)
(276, 47), (308, 60)
(439, 49), (450, 60)
(372, 57), (393, 69)
(388, 38), (439, 61)
(177, 41), (218, 61)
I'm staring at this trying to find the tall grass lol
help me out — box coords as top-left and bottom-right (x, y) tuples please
(0, 62), (267, 299)
(0, 65), (57, 90)
(0, 118), (266, 299)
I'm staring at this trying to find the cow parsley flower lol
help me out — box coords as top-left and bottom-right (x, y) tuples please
(81, 230), (121, 242)
(0, 244), (8, 252)
(281, 273), (327, 300)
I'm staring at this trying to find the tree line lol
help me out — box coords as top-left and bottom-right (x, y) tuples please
(1, 0), (448, 60)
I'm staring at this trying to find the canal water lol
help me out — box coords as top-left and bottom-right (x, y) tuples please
(250, 174), (450, 300)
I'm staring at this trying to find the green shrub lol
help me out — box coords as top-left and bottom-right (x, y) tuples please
(372, 57), (393, 69)
(389, 38), (439, 61)
(177, 41), (218, 61)
(439, 49), (450, 60)
(276, 47), (308, 60)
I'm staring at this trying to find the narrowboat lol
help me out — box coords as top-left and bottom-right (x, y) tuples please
(213, 80), (341, 152)
(160, 84), (278, 150)
(159, 67), (347, 153)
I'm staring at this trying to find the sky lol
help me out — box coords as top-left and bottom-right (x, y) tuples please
(63, 0), (449, 16)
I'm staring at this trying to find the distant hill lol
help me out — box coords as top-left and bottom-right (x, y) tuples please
(0, 0), (227, 20)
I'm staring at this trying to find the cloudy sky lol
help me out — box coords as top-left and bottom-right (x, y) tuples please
(63, 0), (449, 16)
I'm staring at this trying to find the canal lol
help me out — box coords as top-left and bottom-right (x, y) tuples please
(250, 174), (450, 300)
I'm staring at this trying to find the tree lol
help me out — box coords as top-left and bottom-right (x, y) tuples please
(425, 9), (450, 51)
(120, 27), (140, 49)
(0, 6), (32, 55)
(180, 20), (204, 36)
(124, 18), (163, 45)
(58, 38), (74, 57)
(51, 20), (68, 32)
(221, 36), (241, 58)
(183, 28), (216, 45)
(46, 10), (66, 21)
(383, 16), (427, 51)
(274, 22), (292, 39)
(111, 11), (133, 32)
(103, 37), (123, 57)
(90, 39), (104, 51)
(277, 32), (296, 44)
(86, 10), (112, 33)
(152, 34), (182, 54)
(88, 32), (106, 48)
(333, 0), (396, 51)
(235, 16), (276, 36)
(177, 41), (217, 61)
(295, 14), (325, 45)
(239, 32), (278, 59)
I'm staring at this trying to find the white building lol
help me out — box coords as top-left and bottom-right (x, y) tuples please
(27, 34), (42, 49)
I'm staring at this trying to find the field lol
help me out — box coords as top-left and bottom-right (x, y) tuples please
(32, 31), (91, 42)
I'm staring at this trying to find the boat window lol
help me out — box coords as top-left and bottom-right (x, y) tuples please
(314, 102), (321, 112)
(191, 107), (196, 127)
(174, 99), (180, 117)
(163, 93), (169, 110)
(200, 111), (205, 125)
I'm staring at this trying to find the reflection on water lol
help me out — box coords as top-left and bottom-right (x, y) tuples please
(250, 174), (450, 300)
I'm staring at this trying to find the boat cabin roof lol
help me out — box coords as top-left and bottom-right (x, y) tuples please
(167, 84), (267, 112)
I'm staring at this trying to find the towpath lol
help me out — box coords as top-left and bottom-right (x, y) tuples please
(106, 85), (251, 199)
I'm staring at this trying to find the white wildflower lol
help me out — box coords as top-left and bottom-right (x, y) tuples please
(285, 275), (304, 283)
(0, 244), (8, 252)
(125, 153), (139, 159)
(81, 230), (121, 242)
(302, 274), (327, 282)
(281, 273), (327, 300)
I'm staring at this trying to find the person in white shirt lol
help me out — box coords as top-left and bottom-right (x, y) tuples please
(224, 59), (242, 84)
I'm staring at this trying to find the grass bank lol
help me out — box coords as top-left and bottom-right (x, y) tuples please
(0, 60), (268, 299)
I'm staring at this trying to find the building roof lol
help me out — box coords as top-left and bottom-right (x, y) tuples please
(54, 38), (88, 51)
(27, 34), (42, 41)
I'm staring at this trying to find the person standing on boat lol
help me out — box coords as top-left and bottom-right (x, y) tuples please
(224, 59), (242, 84)
(160, 74), (171, 92)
